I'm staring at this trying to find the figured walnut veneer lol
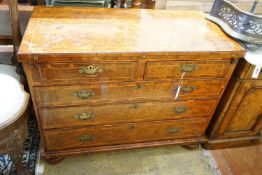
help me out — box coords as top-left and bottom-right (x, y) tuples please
(18, 7), (245, 164)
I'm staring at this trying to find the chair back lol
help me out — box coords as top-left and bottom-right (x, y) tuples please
(8, 0), (22, 65)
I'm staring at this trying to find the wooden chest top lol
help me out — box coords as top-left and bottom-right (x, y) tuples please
(18, 7), (244, 60)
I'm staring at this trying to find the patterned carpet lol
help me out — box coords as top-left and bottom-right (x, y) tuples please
(0, 115), (40, 175)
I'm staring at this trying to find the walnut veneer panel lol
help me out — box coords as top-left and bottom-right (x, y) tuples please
(38, 62), (138, 82)
(145, 60), (233, 80)
(17, 7), (244, 61)
(40, 99), (217, 129)
(44, 118), (209, 151)
(34, 80), (225, 107)
(205, 61), (262, 149)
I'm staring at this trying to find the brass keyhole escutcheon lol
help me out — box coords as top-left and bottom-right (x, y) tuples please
(128, 124), (137, 129)
(134, 84), (143, 90)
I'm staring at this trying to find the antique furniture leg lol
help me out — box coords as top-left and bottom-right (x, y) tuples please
(120, 0), (126, 8)
(44, 156), (64, 165)
(182, 144), (199, 150)
(132, 0), (141, 8)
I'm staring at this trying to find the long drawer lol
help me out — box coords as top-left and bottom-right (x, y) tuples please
(34, 80), (225, 107)
(40, 99), (217, 129)
(43, 118), (209, 151)
(37, 62), (138, 82)
(145, 60), (233, 80)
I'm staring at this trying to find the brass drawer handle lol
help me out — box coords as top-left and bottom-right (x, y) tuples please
(167, 127), (180, 134)
(173, 106), (187, 114)
(180, 64), (196, 73)
(79, 65), (103, 75)
(75, 113), (95, 120)
(79, 135), (93, 142)
(134, 84), (143, 90)
(181, 85), (197, 93)
(74, 90), (95, 99)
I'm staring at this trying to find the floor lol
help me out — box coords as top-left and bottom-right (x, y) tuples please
(210, 144), (262, 175)
(35, 145), (220, 175)
(35, 144), (262, 175)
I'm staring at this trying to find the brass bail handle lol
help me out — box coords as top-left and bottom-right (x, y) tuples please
(79, 65), (103, 75)
(180, 64), (196, 73)
(75, 113), (95, 120)
(174, 106), (187, 114)
(79, 135), (93, 142)
(74, 90), (95, 99)
(181, 85), (197, 93)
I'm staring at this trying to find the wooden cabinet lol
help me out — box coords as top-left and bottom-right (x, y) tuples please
(205, 60), (262, 149)
(17, 7), (245, 164)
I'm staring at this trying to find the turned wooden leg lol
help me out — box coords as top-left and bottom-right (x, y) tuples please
(7, 130), (31, 175)
(120, 0), (126, 8)
(44, 156), (64, 165)
(132, 0), (142, 8)
(182, 144), (199, 150)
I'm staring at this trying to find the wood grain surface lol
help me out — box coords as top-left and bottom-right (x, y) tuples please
(17, 7), (244, 60)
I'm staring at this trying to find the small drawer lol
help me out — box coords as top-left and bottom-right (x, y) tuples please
(40, 99), (217, 129)
(34, 80), (224, 107)
(145, 60), (233, 80)
(37, 62), (137, 82)
(43, 118), (209, 151)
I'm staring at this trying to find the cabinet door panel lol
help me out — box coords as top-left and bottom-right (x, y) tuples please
(223, 81), (262, 137)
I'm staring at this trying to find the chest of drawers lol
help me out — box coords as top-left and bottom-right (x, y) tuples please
(18, 7), (245, 164)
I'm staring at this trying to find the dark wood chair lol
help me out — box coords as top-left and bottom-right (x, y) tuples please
(0, 0), (31, 174)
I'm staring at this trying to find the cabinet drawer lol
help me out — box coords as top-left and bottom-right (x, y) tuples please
(145, 60), (233, 80)
(35, 80), (224, 107)
(44, 118), (209, 151)
(40, 99), (217, 129)
(37, 62), (137, 82)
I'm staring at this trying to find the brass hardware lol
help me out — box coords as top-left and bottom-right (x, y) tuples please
(173, 106), (187, 114)
(128, 124), (137, 129)
(134, 84), (143, 90)
(74, 90), (95, 99)
(132, 104), (140, 109)
(29, 63), (35, 69)
(180, 64), (196, 72)
(79, 65), (103, 75)
(33, 56), (38, 61)
(181, 85), (197, 93)
(75, 113), (95, 120)
(167, 127), (180, 134)
(79, 135), (93, 142)
(231, 58), (238, 64)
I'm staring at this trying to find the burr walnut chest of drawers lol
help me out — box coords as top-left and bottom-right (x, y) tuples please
(18, 7), (245, 164)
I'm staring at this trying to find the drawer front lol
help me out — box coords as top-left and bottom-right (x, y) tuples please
(145, 60), (233, 80)
(44, 118), (209, 150)
(35, 80), (224, 107)
(40, 100), (217, 129)
(38, 62), (137, 82)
